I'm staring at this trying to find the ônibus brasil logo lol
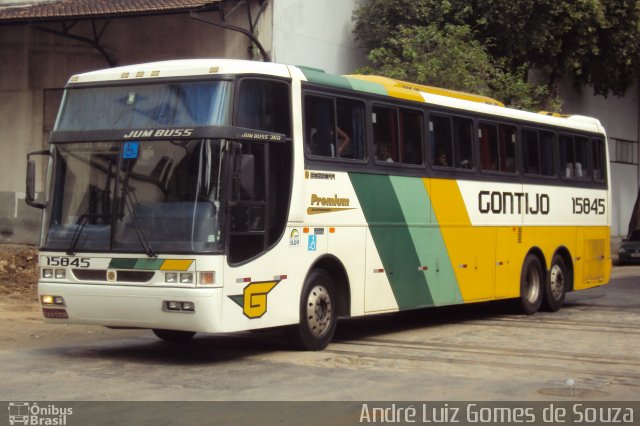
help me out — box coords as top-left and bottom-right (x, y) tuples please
(8, 402), (73, 425)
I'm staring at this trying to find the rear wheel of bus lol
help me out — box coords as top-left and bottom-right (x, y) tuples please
(287, 268), (337, 351)
(517, 254), (544, 315)
(542, 254), (568, 312)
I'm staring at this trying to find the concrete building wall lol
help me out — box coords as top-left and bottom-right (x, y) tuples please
(0, 7), (271, 244)
(271, 0), (366, 74)
(561, 83), (639, 237)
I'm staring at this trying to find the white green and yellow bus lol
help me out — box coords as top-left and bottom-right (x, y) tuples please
(26, 59), (611, 350)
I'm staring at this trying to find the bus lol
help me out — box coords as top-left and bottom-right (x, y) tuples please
(26, 59), (611, 350)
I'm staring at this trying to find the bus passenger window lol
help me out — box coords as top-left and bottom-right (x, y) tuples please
(400, 109), (423, 165)
(479, 123), (498, 171)
(430, 115), (473, 169)
(452, 117), (473, 169)
(479, 122), (516, 173)
(522, 129), (554, 176)
(560, 135), (589, 179)
(336, 98), (365, 160)
(305, 95), (335, 157)
(592, 138), (606, 182)
(373, 106), (398, 163)
(304, 95), (364, 160)
(430, 115), (452, 168)
(539, 131), (555, 176)
(237, 79), (291, 136)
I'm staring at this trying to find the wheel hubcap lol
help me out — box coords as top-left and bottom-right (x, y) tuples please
(306, 285), (332, 337)
(549, 264), (565, 300)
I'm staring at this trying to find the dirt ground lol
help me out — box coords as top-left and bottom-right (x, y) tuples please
(0, 244), (39, 303)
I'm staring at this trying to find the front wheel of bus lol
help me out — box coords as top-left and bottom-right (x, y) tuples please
(152, 329), (196, 343)
(287, 269), (337, 351)
(517, 254), (544, 315)
(542, 255), (567, 312)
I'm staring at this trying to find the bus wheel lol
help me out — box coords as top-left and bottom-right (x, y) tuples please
(517, 254), (544, 315)
(287, 269), (337, 351)
(543, 255), (567, 312)
(152, 329), (196, 343)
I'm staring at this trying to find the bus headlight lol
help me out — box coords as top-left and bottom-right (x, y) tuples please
(165, 272), (178, 283)
(55, 269), (66, 279)
(42, 269), (54, 279)
(41, 295), (65, 306)
(180, 273), (193, 284)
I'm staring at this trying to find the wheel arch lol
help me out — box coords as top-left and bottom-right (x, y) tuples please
(307, 254), (351, 318)
(525, 246), (547, 273)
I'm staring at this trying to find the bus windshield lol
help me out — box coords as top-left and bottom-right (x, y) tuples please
(44, 139), (225, 254)
(55, 80), (232, 131)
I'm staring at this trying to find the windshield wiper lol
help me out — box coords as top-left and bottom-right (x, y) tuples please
(120, 183), (157, 258)
(66, 214), (89, 256)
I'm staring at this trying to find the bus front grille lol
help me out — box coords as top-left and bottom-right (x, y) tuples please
(72, 269), (155, 283)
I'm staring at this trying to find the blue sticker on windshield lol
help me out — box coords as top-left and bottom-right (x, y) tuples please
(123, 141), (139, 159)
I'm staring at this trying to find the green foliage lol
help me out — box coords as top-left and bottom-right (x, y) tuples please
(357, 23), (556, 110)
(353, 0), (640, 110)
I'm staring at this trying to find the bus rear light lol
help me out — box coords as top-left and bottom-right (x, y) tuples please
(199, 271), (215, 285)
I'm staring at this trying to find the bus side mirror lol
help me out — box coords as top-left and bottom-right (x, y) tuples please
(26, 150), (50, 209)
(235, 154), (255, 200)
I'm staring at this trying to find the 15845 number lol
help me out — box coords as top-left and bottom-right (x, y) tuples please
(46, 256), (90, 268)
(572, 197), (606, 215)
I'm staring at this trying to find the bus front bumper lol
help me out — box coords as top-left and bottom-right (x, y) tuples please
(38, 281), (224, 333)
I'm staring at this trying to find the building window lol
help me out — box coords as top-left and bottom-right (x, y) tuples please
(613, 138), (638, 165)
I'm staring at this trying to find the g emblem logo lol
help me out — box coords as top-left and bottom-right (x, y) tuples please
(229, 280), (281, 319)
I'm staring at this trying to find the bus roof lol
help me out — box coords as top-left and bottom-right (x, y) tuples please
(67, 59), (605, 135)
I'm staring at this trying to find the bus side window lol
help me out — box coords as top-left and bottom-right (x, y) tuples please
(304, 95), (336, 157)
(539, 131), (555, 176)
(336, 98), (365, 160)
(479, 123), (498, 171)
(452, 117), (474, 169)
(522, 129), (539, 174)
(560, 134), (589, 179)
(373, 105), (398, 163)
(237, 79), (291, 136)
(479, 122), (516, 173)
(522, 129), (555, 176)
(499, 124), (517, 173)
(430, 115), (452, 168)
(592, 138), (606, 182)
(400, 108), (423, 165)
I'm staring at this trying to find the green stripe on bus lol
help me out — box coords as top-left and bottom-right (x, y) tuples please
(134, 259), (165, 270)
(298, 66), (353, 90)
(108, 258), (137, 269)
(389, 176), (462, 305)
(349, 173), (434, 309)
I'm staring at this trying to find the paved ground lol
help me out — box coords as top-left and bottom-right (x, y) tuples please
(0, 265), (638, 402)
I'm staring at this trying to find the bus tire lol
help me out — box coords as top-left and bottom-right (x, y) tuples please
(287, 268), (337, 351)
(543, 254), (567, 312)
(152, 329), (196, 343)
(517, 254), (544, 315)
